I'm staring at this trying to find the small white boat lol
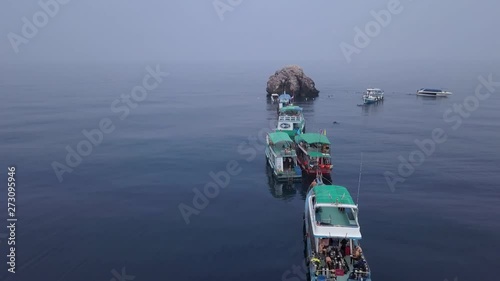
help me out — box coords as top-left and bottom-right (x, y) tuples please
(416, 88), (452, 97)
(271, 93), (280, 102)
(362, 88), (384, 104)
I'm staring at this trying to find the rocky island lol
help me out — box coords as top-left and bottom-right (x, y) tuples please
(266, 65), (320, 98)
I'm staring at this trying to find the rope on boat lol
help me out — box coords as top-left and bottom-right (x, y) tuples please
(356, 152), (363, 206)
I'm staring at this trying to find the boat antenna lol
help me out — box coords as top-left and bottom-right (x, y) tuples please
(356, 152), (363, 206)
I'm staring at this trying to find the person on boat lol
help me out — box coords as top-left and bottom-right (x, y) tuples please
(351, 245), (363, 263)
(340, 238), (348, 256)
(319, 238), (330, 255)
(325, 256), (336, 275)
(309, 179), (317, 189)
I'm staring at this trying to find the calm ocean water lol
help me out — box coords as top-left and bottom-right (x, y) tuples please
(1, 60), (499, 281)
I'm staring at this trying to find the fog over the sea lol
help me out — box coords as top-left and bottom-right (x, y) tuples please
(1, 0), (499, 63)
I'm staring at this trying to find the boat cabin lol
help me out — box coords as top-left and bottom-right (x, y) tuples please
(295, 133), (332, 175)
(306, 185), (371, 281)
(277, 106), (305, 137)
(266, 132), (301, 181)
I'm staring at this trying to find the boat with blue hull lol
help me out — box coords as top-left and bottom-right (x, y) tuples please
(305, 180), (372, 281)
(265, 132), (302, 182)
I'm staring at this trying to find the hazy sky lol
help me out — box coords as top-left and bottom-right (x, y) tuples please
(1, 0), (499, 63)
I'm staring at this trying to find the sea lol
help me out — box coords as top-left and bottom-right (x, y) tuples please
(0, 60), (499, 281)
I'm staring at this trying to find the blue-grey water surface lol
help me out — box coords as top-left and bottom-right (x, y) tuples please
(1, 60), (499, 281)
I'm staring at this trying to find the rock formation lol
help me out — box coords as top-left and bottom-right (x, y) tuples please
(266, 65), (319, 98)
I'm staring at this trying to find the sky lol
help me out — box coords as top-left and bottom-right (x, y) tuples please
(0, 0), (499, 63)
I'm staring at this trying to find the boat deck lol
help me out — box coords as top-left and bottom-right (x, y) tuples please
(312, 255), (370, 281)
(271, 145), (296, 157)
(315, 206), (358, 227)
(275, 167), (302, 181)
(279, 115), (303, 122)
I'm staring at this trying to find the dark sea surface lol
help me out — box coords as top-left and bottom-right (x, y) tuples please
(1, 60), (499, 281)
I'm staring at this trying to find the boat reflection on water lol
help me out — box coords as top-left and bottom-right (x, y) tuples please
(360, 101), (383, 116)
(265, 163), (298, 201)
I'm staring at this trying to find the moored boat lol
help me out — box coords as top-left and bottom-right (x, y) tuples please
(277, 105), (306, 138)
(416, 88), (452, 97)
(294, 132), (332, 176)
(278, 93), (293, 110)
(305, 181), (372, 281)
(265, 132), (302, 182)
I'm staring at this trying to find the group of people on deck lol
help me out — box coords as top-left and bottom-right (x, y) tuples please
(316, 238), (364, 276)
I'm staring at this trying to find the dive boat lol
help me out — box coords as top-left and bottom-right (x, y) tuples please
(362, 88), (384, 104)
(416, 88), (452, 97)
(265, 132), (302, 182)
(294, 132), (332, 176)
(305, 180), (372, 281)
(277, 105), (306, 138)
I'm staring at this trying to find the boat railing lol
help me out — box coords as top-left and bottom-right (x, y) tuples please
(278, 115), (302, 122)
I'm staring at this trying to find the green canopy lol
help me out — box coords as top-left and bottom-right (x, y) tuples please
(295, 133), (331, 144)
(308, 151), (331, 158)
(313, 185), (355, 205)
(280, 106), (302, 112)
(268, 132), (293, 144)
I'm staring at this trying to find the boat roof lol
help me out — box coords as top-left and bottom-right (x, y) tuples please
(279, 93), (292, 101)
(308, 151), (331, 158)
(367, 88), (382, 91)
(420, 88), (443, 92)
(268, 132), (293, 144)
(295, 133), (330, 144)
(280, 105), (302, 112)
(313, 185), (355, 205)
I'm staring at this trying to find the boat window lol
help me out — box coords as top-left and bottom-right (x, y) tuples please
(315, 206), (358, 227)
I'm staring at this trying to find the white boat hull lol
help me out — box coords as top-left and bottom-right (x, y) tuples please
(416, 90), (452, 97)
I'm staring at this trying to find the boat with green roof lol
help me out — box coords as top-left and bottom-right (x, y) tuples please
(265, 132), (302, 182)
(276, 105), (306, 138)
(305, 180), (372, 281)
(295, 132), (333, 176)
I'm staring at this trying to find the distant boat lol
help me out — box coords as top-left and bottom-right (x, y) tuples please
(305, 182), (372, 281)
(362, 88), (384, 104)
(271, 93), (279, 102)
(265, 132), (302, 182)
(277, 105), (306, 138)
(294, 132), (332, 176)
(416, 88), (452, 97)
(278, 93), (293, 110)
